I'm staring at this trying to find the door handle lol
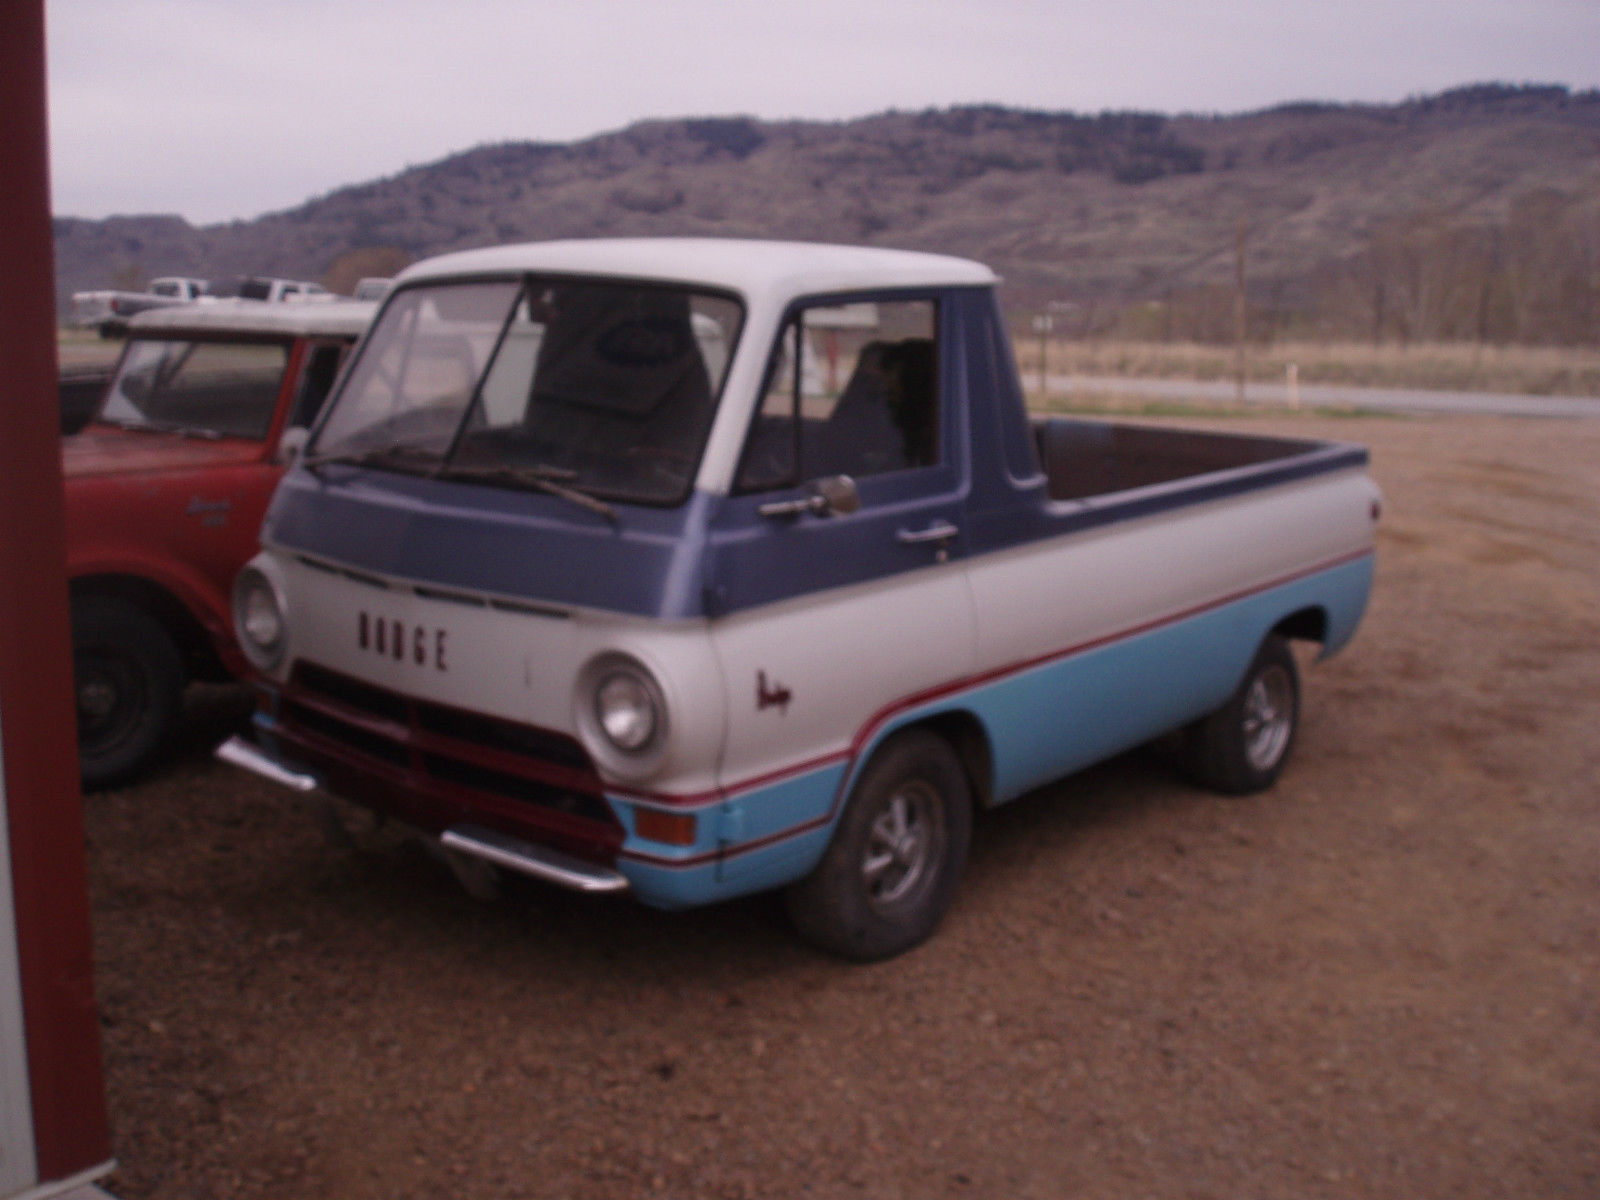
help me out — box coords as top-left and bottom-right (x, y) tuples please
(896, 520), (960, 546)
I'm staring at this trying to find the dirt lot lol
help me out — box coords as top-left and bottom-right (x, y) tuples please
(84, 414), (1599, 1200)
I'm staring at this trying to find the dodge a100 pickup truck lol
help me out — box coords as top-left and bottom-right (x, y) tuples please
(65, 298), (374, 788)
(218, 239), (1378, 959)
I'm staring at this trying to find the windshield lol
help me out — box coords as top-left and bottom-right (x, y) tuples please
(310, 277), (743, 506)
(99, 338), (289, 439)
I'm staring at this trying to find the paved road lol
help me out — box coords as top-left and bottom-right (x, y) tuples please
(1049, 373), (1600, 418)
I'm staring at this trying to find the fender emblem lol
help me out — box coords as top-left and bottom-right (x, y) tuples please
(757, 670), (792, 714)
(186, 496), (233, 527)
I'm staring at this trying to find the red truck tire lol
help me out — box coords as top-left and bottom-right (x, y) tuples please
(71, 596), (185, 789)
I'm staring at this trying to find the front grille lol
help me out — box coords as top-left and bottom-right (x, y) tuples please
(281, 662), (618, 832)
(414, 699), (592, 770)
(289, 700), (408, 768)
(293, 662), (409, 722)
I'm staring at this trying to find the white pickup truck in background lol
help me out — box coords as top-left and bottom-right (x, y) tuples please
(71, 275), (339, 337)
(236, 276), (335, 303)
(70, 276), (211, 336)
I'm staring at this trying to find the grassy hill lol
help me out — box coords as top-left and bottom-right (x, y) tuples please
(53, 83), (1600, 343)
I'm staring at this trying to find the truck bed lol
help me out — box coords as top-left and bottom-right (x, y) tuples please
(1032, 417), (1337, 502)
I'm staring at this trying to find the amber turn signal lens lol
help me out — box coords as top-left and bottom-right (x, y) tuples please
(634, 809), (696, 846)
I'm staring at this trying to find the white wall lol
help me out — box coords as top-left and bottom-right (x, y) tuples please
(0, 688), (40, 1197)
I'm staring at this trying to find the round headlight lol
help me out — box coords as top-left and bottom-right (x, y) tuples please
(242, 586), (282, 647)
(233, 564), (287, 670)
(594, 670), (659, 752)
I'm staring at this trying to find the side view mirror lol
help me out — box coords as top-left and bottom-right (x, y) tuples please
(757, 474), (860, 519)
(276, 426), (310, 466)
(812, 474), (860, 516)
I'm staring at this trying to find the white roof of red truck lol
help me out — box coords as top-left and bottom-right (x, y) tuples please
(127, 298), (377, 338)
(396, 238), (999, 299)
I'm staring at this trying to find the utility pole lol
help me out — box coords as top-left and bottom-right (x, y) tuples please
(1032, 312), (1053, 396)
(1233, 222), (1249, 406)
(1034, 301), (1077, 399)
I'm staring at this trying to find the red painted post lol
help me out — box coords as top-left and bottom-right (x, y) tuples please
(0, 0), (115, 1183)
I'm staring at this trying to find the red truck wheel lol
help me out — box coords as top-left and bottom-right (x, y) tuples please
(72, 597), (185, 789)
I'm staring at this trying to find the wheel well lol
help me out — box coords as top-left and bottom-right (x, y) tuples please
(1272, 605), (1327, 646)
(896, 710), (994, 810)
(70, 575), (224, 681)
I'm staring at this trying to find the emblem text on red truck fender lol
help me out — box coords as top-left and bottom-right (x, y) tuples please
(185, 496), (233, 527)
(357, 611), (448, 671)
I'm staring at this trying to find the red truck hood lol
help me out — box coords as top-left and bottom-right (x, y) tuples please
(62, 425), (267, 478)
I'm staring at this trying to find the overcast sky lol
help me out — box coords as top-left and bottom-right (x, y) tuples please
(46, 0), (1600, 226)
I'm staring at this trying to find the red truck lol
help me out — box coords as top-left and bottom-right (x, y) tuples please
(63, 299), (374, 787)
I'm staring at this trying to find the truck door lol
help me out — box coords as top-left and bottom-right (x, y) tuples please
(705, 296), (976, 861)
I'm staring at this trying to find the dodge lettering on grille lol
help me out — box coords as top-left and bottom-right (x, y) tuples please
(358, 611), (448, 671)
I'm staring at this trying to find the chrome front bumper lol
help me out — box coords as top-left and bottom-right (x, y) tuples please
(215, 735), (630, 896)
(216, 734), (321, 791)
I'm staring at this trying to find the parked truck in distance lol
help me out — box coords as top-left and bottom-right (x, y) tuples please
(64, 298), (374, 788)
(236, 276), (335, 303)
(218, 238), (1379, 959)
(70, 276), (212, 337)
(352, 277), (394, 301)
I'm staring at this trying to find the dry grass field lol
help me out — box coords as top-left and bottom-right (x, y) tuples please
(1014, 338), (1600, 398)
(62, 328), (1600, 400)
(81, 410), (1599, 1200)
(56, 327), (124, 371)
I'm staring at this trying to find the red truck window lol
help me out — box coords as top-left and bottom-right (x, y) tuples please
(101, 339), (289, 440)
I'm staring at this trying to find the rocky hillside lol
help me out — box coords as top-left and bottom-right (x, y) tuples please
(53, 84), (1600, 341)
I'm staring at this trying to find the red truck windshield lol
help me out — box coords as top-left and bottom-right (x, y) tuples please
(99, 339), (289, 440)
(309, 278), (742, 507)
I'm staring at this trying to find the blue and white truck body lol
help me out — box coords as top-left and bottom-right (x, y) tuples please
(220, 238), (1378, 959)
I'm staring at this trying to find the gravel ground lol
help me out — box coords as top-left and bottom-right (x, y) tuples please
(84, 414), (1600, 1200)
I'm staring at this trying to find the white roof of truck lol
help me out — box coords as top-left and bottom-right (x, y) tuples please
(396, 238), (998, 300)
(127, 298), (377, 338)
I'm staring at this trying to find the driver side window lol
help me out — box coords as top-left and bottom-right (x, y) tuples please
(735, 298), (939, 493)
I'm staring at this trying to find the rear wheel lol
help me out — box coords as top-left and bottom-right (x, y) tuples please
(785, 730), (972, 961)
(1183, 634), (1299, 795)
(73, 597), (185, 789)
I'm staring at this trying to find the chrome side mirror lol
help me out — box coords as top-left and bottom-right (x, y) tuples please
(813, 474), (860, 516)
(757, 474), (860, 519)
(276, 426), (310, 466)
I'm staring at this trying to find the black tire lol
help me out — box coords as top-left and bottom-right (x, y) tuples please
(1182, 634), (1300, 795)
(72, 597), (186, 789)
(785, 729), (972, 961)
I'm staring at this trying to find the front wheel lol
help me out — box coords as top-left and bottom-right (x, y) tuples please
(1182, 634), (1300, 795)
(785, 730), (972, 961)
(73, 597), (186, 789)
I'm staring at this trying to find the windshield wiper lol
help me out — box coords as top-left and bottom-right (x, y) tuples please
(301, 442), (443, 477)
(299, 446), (618, 523)
(436, 462), (617, 524)
(95, 417), (161, 434)
(97, 416), (222, 440)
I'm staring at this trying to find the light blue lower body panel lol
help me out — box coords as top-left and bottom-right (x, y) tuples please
(619, 823), (838, 910)
(1317, 554), (1374, 656)
(622, 554), (1374, 904)
(973, 557), (1374, 803)
(615, 760), (848, 908)
(617, 855), (726, 910)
